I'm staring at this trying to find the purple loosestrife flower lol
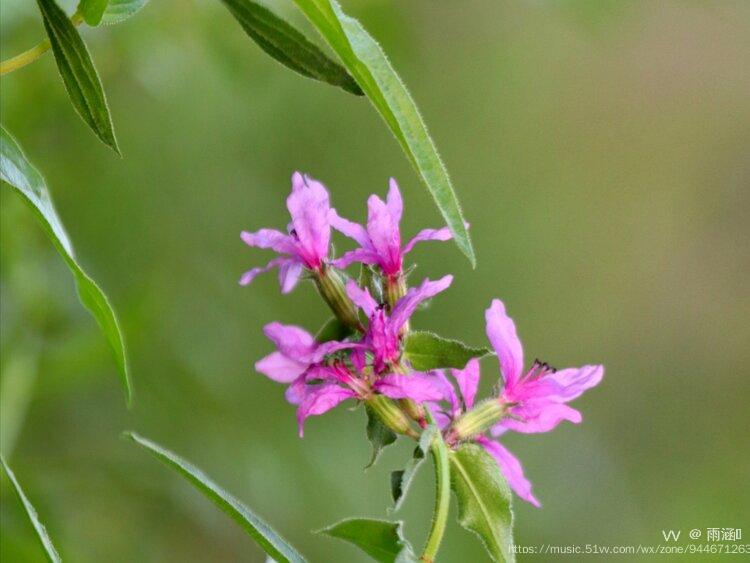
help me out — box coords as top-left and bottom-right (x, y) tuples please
(330, 179), (453, 279)
(346, 275), (453, 371)
(485, 299), (604, 435)
(240, 172), (331, 293)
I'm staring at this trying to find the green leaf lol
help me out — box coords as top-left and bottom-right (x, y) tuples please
(126, 432), (306, 563)
(1, 126), (131, 404)
(218, 0), (362, 96)
(36, 0), (119, 153)
(319, 518), (416, 563)
(390, 426), (435, 510)
(1, 457), (62, 563)
(292, 0), (475, 265)
(364, 404), (397, 469)
(315, 316), (352, 343)
(403, 331), (491, 371)
(78, 0), (109, 26)
(449, 444), (515, 562)
(101, 0), (148, 25)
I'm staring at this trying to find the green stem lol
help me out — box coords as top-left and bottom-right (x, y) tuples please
(421, 412), (451, 563)
(0, 12), (83, 76)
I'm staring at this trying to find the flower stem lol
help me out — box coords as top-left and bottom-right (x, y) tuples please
(421, 412), (451, 563)
(0, 12), (83, 76)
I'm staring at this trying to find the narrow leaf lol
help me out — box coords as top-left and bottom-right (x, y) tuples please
(319, 518), (416, 563)
(1, 457), (62, 563)
(365, 404), (396, 469)
(126, 432), (306, 563)
(315, 316), (352, 343)
(292, 0), (475, 265)
(78, 0), (109, 26)
(218, 0), (362, 96)
(390, 426), (435, 510)
(1, 126), (131, 404)
(404, 331), (490, 371)
(101, 0), (148, 25)
(36, 0), (119, 153)
(449, 444), (515, 562)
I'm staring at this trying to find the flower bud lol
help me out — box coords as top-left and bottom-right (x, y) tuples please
(366, 395), (418, 438)
(314, 265), (362, 331)
(450, 398), (506, 441)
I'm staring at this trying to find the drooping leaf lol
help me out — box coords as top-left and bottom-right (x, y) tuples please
(315, 316), (352, 343)
(1, 457), (62, 563)
(0, 126), (131, 404)
(292, 0), (475, 265)
(364, 404), (397, 469)
(126, 432), (306, 563)
(101, 0), (148, 24)
(449, 444), (515, 562)
(404, 331), (490, 371)
(390, 425), (435, 510)
(218, 0), (362, 96)
(78, 0), (109, 26)
(36, 0), (119, 153)
(318, 518), (416, 563)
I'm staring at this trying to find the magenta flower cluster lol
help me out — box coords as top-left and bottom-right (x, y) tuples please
(240, 172), (603, 507)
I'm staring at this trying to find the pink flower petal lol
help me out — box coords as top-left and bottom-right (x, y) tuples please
(296, 384), (356, 437)
(477, 436), (541, 507)
(390, 275), (453, 330)
(547, 365), (604, 402)
(451, 358), (481, 410)
(255, 351), (308, 383)
(386, 178), (403, 224)
(286, 172), (331, 268)
(309, 340), (362, 363)
(345, 280), (379, 317)
(501, 402), (582, 434)
(331, 248), (380, 270)
(366, 193), (401, 274)
(329, 209), (371, 248)
(262, 322), (316, 361)
(402, 226), (452, 255)
(278, 260), (303, 294)
(239, 257), (289, 286)
(374, 373), (446, 403)
(485, 299), (524, 387)
(240, 229), (296, 254)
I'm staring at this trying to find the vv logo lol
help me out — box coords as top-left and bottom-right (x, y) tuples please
(662, 530), (682, 541)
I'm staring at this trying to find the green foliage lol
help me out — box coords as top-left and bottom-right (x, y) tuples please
(36, 0), (119, 153)
(218, 0), (362, 96)
(78, 0), (109, 26)
(1, 457), (62, 563)
(126, 432), (306, 563)
(389, 426), (434, 510)
(404, 331), (490, 371)
(449, 444), (515, 562)
(319, 518), (416, 563)
(365, 404), (397, 469)
(0, 126), (131, 404)
(292, 0), (475, 265)
(101, 0), (149, 25)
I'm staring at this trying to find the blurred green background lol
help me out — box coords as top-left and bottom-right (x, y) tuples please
(2, 0), (749, 560)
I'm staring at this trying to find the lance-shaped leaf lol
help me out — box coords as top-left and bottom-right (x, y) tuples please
(390, 426), (435, 510)
(126, 432), (306, 563)
(218, 0), (362, 96)
(1, 126), (131, 404)
(292, 0), (475, 265)
(449, 444), (515, 562)
(319, 518), (416, 563)
(1, 457), (62, 563)
(365, 404), (397, 469)
(78, 0), (109, 26)
(404, 331), (490, 371)
(101, 0), (149, 25)
(36, 0), (119, 153)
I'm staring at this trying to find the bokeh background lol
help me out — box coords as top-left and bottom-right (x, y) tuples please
(2, 0), (749, 560)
